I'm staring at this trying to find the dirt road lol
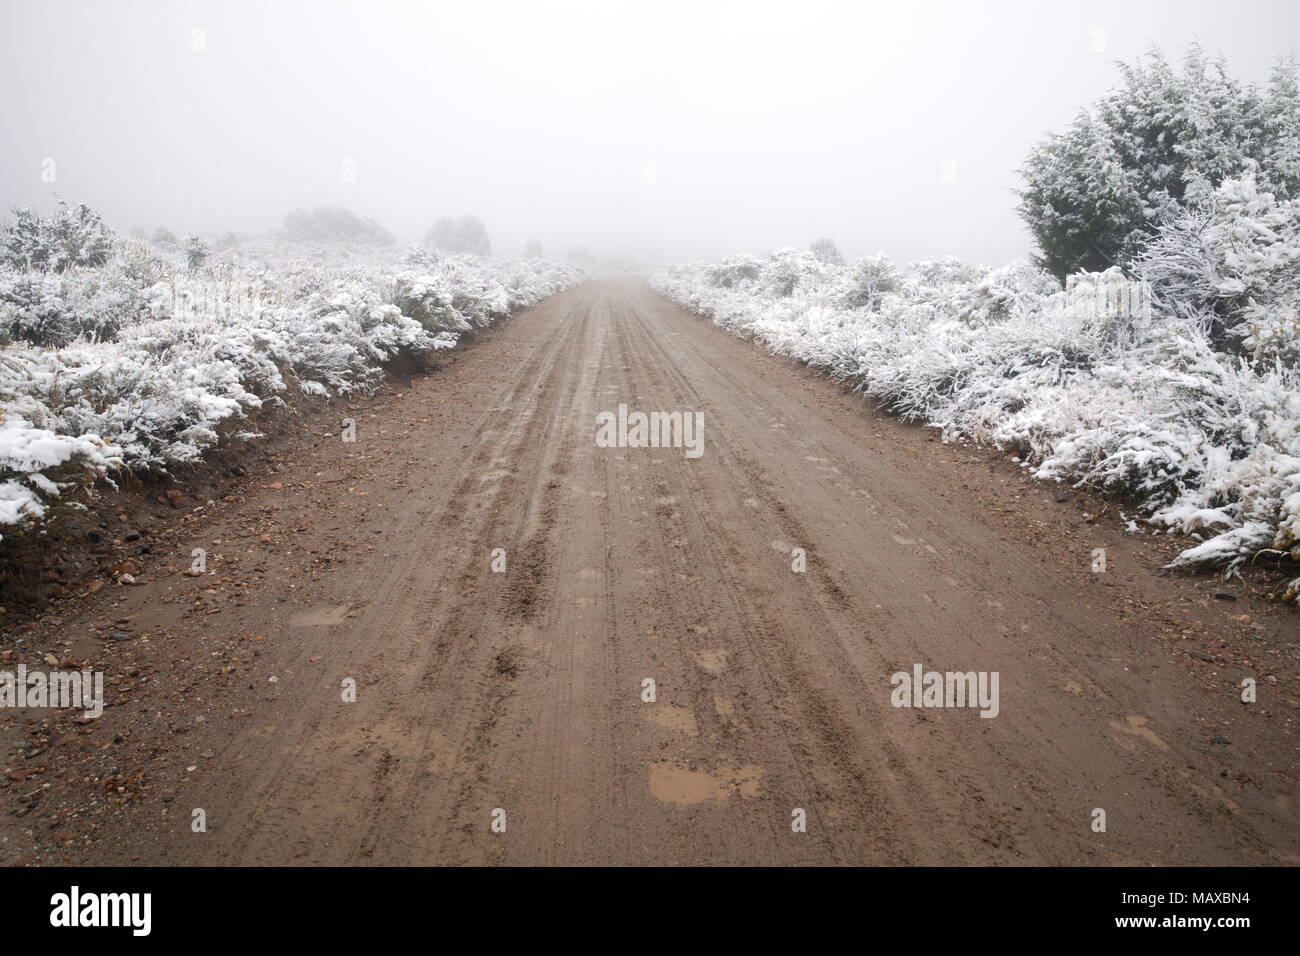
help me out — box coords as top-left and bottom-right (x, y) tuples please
(4, 279), (1297, 865)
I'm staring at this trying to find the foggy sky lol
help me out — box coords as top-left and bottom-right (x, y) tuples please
(2, 0), (1297, 267)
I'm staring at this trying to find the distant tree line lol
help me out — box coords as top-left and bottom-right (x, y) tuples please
(424, 215), (491, 256)
(283, 206), (395, 245)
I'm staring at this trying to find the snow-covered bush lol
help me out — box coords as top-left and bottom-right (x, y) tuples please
(0, 230), (583, 539)
(0, 258), (150, 347)
(835, 254), (902, 310)
(761, 247), (826, 298)
(0, 417), (120, 527)
(1136, 177), (1300, 363)
(1, 201), (116, 274)
(707, 254), (764, 289)
(652, 188), (1300, 603)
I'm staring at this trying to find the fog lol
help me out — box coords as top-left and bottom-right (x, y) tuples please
(2, 0), (1297, 266)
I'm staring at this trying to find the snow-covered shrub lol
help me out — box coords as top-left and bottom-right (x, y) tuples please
(1, 201), (116, 274)
(0, 259), (150, 347)
(0, 273), (84, 347)
(707, 254), (764, 289)
(1136, 176), (1300, 363)
(0, 416), (121, 528)
(761, 247), (826, 298)
(835, 254), (902, 310)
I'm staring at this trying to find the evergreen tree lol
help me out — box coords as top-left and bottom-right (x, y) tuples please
(1018, 46), (1300, 279)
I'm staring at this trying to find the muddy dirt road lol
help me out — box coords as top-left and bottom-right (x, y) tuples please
(3, 279), (1297, 865)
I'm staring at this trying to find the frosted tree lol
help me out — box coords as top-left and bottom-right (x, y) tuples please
(425, 217), (457, 250)
(1018, 111), (1141, 278)
(523, 238), (544, 259)
(1018, 45), (1300, 279)
(810, 237), (844, 266)
(453, 216), (491, 256)
(425, 216), (491, 256)
(1254, 58), (1300, 200)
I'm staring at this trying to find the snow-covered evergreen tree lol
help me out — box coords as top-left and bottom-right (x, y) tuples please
(1019, 46), (1300, 279)
(810, 237), (844, 266)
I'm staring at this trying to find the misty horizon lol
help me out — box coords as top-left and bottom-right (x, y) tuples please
(2, 0), (1298, 267)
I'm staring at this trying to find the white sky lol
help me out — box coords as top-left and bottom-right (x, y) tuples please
(2, 0), (1297, 265)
